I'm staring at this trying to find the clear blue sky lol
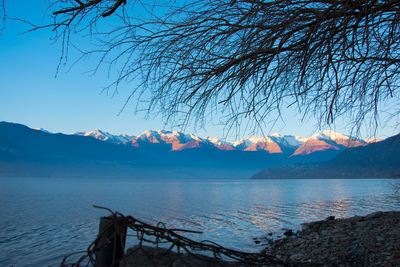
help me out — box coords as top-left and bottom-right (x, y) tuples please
(0, 1), (397, 140)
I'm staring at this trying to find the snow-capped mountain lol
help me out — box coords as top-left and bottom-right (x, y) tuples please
(67, 128), (381, 156)
(121, 130), (209, 151)
(312, 130), (367, 147)
(269, 133), (307, 148)
(253, 132), (400, 179)
(233, 136), (282, 153)
(233, 134), (310, 154)
(292, 130), (372, 156)
(74, 129), (133, 144)
(204, 136), (235, 151)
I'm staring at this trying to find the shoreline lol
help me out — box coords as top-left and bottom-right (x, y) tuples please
(122, 211), (400, 266)
(263, 211), (400, 266)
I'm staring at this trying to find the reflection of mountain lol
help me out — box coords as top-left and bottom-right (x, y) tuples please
(252, 133), (400, 179)
(0, 121), (385, 179)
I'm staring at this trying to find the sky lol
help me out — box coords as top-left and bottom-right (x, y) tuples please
(0, 1), (398, 140)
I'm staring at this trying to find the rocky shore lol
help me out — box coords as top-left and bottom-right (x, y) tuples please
(123, 211), (400, 266)
(263, 211), (400, 266)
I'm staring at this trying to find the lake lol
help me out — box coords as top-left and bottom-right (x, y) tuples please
(0, 177), (399, 266)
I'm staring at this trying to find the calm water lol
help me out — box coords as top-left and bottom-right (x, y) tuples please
(0, 177), (399, 266)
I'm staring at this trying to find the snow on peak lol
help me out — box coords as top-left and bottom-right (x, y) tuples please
(133, 130), (206, 148)
(87, 129), (107, 136)
(233, 138), (253, 148)
(189, 133), (202, 142)
(313, 130), (362, 142)
(366, 138), (382, 143)
(308, 130), (369, 148)
(136, 130), (161, 143)
(76, 129), (132, 143)
(271, 132), (282, 137)
(248, 135), (273, 143)
(205, 136), (231, 146)
(232, 133), (307, 150)
(278, 135), (307, 147)
(34, 127), (51, 134)
(233, 135), (283, 152)
(71, 128), (378, 153)
(83, 129), (113, 141)
(320, 130), (349, 139)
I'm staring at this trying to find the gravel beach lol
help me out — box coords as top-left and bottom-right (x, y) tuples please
(264, 211), (400, 266)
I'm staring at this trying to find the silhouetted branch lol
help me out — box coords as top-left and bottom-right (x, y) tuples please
(29, 1), (400, 133)
(0, 0), (5, 35)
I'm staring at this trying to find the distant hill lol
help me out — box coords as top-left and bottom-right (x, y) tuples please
(252, 133), (400, 179)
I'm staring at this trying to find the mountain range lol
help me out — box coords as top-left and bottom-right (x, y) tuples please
(73, 128), (378, 157)
(0, 121), (396, 179)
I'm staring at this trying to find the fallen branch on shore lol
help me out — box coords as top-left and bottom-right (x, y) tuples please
(60, 205), (289, 266)
(61, 206), (400, 266)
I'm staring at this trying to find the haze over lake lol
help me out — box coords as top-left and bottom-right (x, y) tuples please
(1, 177), (399, 266)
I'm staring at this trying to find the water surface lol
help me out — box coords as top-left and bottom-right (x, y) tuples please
(0, 177), (399, 266)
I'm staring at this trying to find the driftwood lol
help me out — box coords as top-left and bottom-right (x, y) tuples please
(60, 205), (289, 267)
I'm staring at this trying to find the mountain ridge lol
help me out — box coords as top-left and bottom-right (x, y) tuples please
(0, 121), (293, 178)
(68, 127), (379, 156)
(1, 121), (392, 179)
(252, 132), (400, 179)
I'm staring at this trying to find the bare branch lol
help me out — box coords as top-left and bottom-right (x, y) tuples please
(35, 0), (400, 133)
(0, 0), (5, 35)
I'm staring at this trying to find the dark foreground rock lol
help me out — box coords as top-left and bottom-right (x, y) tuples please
(264, 211), (400, 266)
